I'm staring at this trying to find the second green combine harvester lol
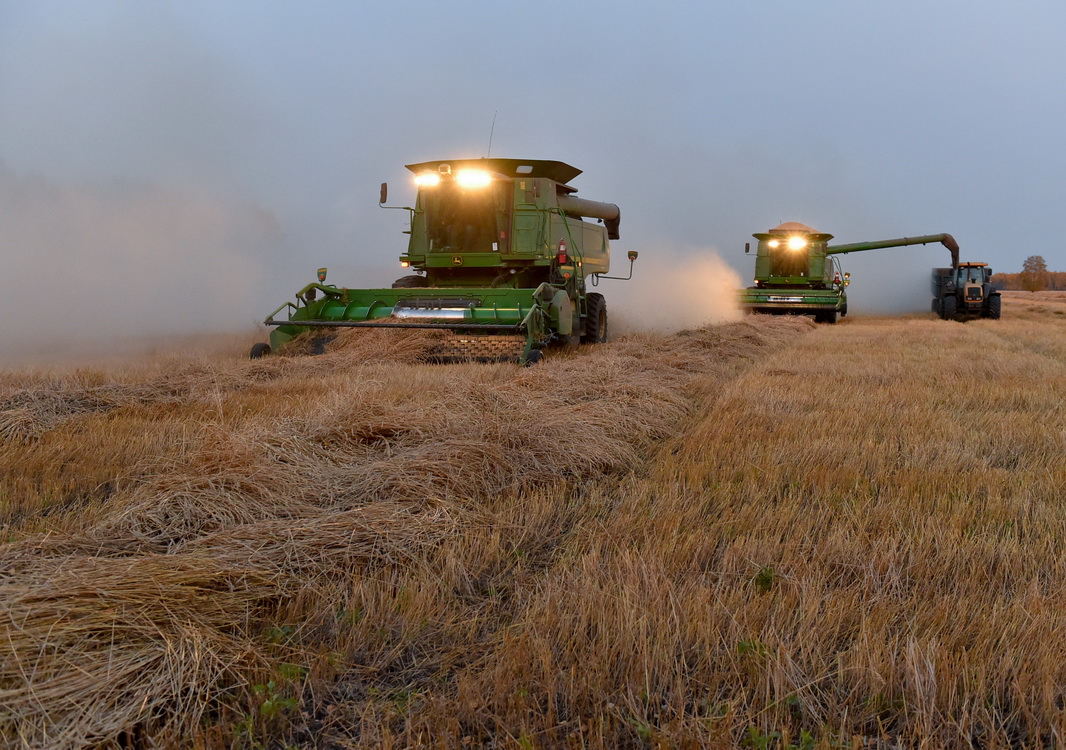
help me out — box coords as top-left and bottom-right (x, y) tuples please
(740, 222), (960, 322)
(255, 158), (637, 363)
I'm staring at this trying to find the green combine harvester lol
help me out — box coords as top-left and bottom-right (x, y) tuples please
(253, 158), (637, 364)
(740, 222), (960, 322)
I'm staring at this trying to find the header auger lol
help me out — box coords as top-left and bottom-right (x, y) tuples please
(253, 158), (637, 364)
(740, 222), (959, 322)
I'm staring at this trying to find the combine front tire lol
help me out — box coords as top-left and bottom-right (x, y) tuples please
(391, 275), (429, 289)
(988, 294), (1002, 319)
(816, 311), (838, 324)
(584, 293), (608, 343)
(249, 342), (271, 359)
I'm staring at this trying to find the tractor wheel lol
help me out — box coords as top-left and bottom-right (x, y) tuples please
(391, 275), (429, 289)
(249, 342), (271, 359)
(941, 296), (957, 320)
(584, 293), (608, 343)
(988, 294), (1002, 319)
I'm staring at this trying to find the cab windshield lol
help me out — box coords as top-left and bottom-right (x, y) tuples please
(423, 182), (511, 253)
(769, 245), (809, 277)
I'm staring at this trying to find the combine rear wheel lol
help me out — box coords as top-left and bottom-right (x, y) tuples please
(988, 294), (1002, 319)
(391, 275), (429, 289)
(584, 293), (608, 343)
(249, 342), (271, 359)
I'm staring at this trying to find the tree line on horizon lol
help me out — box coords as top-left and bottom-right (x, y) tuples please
(991, 255), (1062, 291)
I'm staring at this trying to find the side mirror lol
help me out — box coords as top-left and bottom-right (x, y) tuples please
(627, 251), (639, 262)
(745, 242), (750, 254)
(379, 182), (388, 205)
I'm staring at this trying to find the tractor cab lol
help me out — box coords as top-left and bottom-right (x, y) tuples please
(957, 263), (990, 304)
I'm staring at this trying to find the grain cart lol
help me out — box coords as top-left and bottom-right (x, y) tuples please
(252, 158), (637, 363)
(931, 262), (1001, 319)
(740, 222), (960, 322)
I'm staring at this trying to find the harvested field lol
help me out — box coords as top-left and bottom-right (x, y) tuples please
(1, 293), (1063, 748)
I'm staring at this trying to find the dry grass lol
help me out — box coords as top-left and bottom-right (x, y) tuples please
(0, 295), (1062, 748)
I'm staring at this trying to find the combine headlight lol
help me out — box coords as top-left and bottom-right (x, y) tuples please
(768, 240), (780, 248)
(414, 172), (441, 187)
(787, 236), (808, 251)
(455, 169), (492, 188)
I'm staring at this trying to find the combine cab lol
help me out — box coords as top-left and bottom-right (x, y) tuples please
(931, 262), (1001, 320)
(741, 222), (960, 322)
(254, 158), (637, 363)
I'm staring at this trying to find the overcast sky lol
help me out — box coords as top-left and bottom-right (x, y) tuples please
(2, 1), (1063, 354)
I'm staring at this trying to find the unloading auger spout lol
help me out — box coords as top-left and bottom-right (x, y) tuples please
(556, 195), (621, 240)
(828, 234), (959, 268)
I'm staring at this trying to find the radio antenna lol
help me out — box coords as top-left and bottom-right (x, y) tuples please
(486, 110), (498, 157)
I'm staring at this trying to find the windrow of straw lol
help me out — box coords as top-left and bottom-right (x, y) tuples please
(0, 503), (454, 747)
(0, 318), (809, 748)
(0, 332), (442, 443)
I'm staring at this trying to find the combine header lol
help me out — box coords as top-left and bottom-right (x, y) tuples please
(254, 158), (637, 363)
(740, 222), (960, 322)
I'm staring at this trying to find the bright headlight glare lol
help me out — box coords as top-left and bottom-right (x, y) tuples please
(787, 236), (808, 251)
(455, 169), (492, 188)
(414, 172), (441, 187)
(767, 240), (780, 248)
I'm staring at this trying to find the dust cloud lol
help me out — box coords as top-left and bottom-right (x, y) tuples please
(0, 164), (283, 367)
(603, 247), (743, 335)
(837, 244), (946, 315)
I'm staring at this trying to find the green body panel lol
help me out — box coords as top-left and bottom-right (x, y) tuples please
(399, 160), (615, 280)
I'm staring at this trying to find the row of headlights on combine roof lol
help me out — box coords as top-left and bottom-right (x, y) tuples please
(413, 169), (493, 189)
(767, 236), (809, 251)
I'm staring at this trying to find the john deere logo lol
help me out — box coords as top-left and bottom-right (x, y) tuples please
(452, 256), (463, 266)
